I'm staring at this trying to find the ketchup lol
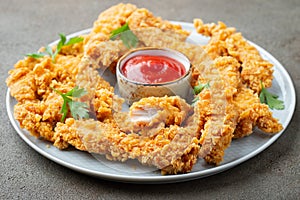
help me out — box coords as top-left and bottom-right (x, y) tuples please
(122, 55), (186, 84)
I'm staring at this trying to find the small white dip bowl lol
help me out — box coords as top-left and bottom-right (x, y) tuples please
(116, 47), (192, 104)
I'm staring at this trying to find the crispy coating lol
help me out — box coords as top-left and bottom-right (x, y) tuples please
(194, 19), (273, 93)
(7, 58), (41, 102)
(226, 33), (274, 92)
(85, 40), (131, 72)
(89, 3), (189, 41)
(196, 92), (238, 165)
(74, 118), (200, 175)
(85, 3), (189, 72)
(114, 96), (193, 137)
(195, 56), (240, 165)
(93, 88), (115, 122)
(129, 96), (192, 127)
(127, 7), (190, 37)
(233, 87), (283, 138)
(91, 3), (138, 36)
(54, 118), (86, 150)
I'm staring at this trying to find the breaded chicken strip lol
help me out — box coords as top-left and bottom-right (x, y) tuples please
(89, 3), (189, 42)
(84, 3), (190, 72)
(71, 120), (199, 174)
(195, 57), (240, 165)
(51, 95), (200, 174)
(53, 96), (199, 174)
(114, 96), (193, 137)
(194, 19), (273, 93)
(233, 87), (283, 138)
(7, 43), (116, 149)
(91, 3), (138, 36)
(197, 94), (238, 165)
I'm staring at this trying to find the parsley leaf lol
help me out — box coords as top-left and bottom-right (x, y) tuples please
(25, 52), (47, 59)
(26, 33), (83, 62)
(259, 82), (284, 110)
(52, 86), (89, 122)
(67, 86), (87, 97)
(65, 36), (84, 45)
(68, 101), (89, 120)
(110, 22), (139, 48)
(193, 81), (210, 95)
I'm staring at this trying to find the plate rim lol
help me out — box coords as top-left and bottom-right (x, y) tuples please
(6, 21), (296, 184)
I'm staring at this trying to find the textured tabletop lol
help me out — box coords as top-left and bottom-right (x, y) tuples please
(1, 0), (299, 199)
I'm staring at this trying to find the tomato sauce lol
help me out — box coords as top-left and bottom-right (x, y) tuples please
(121, 55), (186, 84)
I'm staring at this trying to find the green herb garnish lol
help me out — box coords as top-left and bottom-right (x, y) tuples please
(193, 81), (210, 95)
(52, 86), (89, 122)
(25, 53), (46, 59)
(191, 81), (210, 106)
(110, 22), (139, 48)
(259, 82), (284, 110)
(26, 33), (83, 62)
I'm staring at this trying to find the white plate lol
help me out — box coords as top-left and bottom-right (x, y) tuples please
(6, 22), (296, 183)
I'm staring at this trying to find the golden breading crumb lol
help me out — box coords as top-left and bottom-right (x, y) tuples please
(92, 3), (138, 36)
(54, 118), (86, 150)
(129, 96), (192, 127)
(195, 84), (238, 165)
(73, 119), (199, 174)
(85, 3), (190, 72)
(89, 3), (189, 43)
(233, 87), (283, 138)
(93, 88), (115, 122)
(226, 33), (274, 92)
(113, 96), (193, 138)
(6, 58), (39, 102)
(127, 8), (190, 37)
(194, 19), (273, 93)
(14, 101), (55, 142)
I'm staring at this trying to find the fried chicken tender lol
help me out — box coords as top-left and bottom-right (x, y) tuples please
(233, 87), (283, 138)
(89, 3), (189, 41)
(114, 96), (193, 137)
(74, 120), (199, 175)
(52, 96), (199, 174)
(129, 96), (192, 127)
(196, 89), (238, 165)
(84, 3), (189, 72)
(7, 58), (41, 102)
(91, 3), (138, 36)
(85, 40), (132, 72)
(194, 56), (240, 165)
(7, 41), (115, 150)
(194, 19), (274, 93)
(127, 7), (190, 37)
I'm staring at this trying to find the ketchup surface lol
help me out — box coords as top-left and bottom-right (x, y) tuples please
(122, 55), (186, 84)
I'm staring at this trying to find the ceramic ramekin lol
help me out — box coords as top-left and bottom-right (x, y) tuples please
(116, 47), (192, 104)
